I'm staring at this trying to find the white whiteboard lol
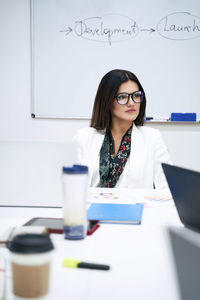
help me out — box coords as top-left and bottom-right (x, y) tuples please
(31, 0), (200, 119)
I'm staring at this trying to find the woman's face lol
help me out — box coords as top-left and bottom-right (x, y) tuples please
(111, 80), (141, 125)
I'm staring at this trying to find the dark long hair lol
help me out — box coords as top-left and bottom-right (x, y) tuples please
(90, 69), (146, 130)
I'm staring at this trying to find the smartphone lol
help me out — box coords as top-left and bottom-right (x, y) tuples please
(24, 218), (100, 235)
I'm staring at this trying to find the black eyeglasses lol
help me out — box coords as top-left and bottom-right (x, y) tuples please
(115, 91), (144, 105)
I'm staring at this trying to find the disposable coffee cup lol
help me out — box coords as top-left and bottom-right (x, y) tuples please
(7, 233), (54, 299)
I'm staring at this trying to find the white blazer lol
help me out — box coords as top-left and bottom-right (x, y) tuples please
(74, 124), (172, 189)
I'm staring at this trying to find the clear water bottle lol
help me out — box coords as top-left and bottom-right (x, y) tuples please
(62, 165), (89, 240)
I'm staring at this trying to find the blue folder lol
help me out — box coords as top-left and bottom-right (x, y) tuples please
(87, 203), (144, 225)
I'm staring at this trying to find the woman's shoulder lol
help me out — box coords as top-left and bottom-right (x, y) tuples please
(134, 125), (163, 144)
(76, 127), (96, 135)
(75, 127), (105, 144)
(76, 127), (105, 137)
(135, 125), (160, 136)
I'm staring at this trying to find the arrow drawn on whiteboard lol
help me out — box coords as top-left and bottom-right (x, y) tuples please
(59, 12), (200, 43)
(60, 27), (72, 36)
(140, 28), (155, 33)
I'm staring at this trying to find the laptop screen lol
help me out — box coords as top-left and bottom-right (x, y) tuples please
(162, 163), (200, 230)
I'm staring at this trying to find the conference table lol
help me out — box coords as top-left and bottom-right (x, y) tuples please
(0, 188), (182, 300)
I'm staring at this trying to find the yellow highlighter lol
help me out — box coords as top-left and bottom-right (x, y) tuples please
(63, 258), (110, 271)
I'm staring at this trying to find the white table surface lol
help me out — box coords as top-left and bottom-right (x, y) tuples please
(0, 188), (182, 300)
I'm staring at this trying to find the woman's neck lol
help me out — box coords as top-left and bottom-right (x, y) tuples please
(110, 120), (133, 156)
(111, 120), (133, 138)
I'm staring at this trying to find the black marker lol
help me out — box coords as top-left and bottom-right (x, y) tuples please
(63, 258), (110, 271)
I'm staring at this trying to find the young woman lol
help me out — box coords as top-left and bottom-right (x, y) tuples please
(74, 69), (171, 189)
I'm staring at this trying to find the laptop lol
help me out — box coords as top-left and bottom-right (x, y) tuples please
(0, 141), (78, 207)
(168, 226), (200, 300)
(162, 163), (200, 231)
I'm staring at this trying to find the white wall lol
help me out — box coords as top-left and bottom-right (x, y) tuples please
(0, 0), (200, 171)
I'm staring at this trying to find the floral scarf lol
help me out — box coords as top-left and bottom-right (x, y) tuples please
(99, 125), (132, 188)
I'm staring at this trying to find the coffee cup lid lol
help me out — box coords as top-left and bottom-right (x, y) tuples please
(7, 234), (54, 254)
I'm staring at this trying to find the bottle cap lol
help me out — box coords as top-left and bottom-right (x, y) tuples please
(62, 165), (88, 174)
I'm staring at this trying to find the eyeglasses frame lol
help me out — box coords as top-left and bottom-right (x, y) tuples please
(115, 91), (144, 105)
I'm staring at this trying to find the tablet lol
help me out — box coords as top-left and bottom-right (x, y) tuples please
(24, 217), (100, 235)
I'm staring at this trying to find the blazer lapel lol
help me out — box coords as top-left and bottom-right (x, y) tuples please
(86, 130), (105, 185)
(128, 124), (145, 187)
